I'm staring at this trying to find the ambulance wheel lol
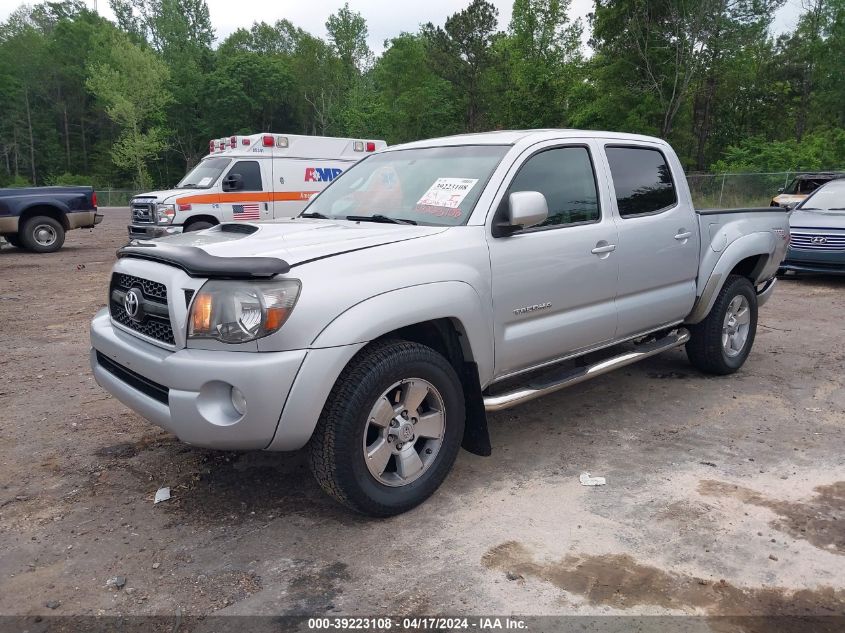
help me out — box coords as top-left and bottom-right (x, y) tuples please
(20, 216), (65, 253)
(184, 220), (214, 232)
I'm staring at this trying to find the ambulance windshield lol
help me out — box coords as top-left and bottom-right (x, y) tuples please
(177, 157), (231, 189)
(303, 145), (509, 226)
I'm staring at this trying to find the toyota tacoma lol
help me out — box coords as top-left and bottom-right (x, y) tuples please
(90, 130), (789, 516)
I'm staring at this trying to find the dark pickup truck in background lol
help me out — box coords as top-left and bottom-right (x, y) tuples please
(0, 186), (101, 253)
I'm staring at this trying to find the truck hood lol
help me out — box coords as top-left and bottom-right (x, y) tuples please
(133, 189), (199, 203)
(789, 209), (845, 230)
(154, 219), (449, 267)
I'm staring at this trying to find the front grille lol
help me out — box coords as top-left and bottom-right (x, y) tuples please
(96, 352), (169, 404)
(109, 273), (175, 345)
(790, 232), (845, 252)
(131, 202), (155, 224)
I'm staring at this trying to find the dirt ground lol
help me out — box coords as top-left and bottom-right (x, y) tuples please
(1, 209), (843, 625)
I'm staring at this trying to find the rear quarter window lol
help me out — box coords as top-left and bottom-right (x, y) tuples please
(605, 146), (677, 217)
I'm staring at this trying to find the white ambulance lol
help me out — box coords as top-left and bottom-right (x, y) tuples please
(128, 133), (387, 239)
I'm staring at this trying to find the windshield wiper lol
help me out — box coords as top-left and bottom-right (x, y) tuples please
(345, 214), (417, 225)
(300, 211), (329, 219)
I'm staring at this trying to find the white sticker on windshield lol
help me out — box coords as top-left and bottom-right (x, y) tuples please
(198, 177), (213, 186)
(416, 178), (479, 214)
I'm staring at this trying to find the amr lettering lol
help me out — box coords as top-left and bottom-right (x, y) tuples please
(304, 167), (343, 182)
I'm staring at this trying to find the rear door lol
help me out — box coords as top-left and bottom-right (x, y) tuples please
(600, 144), (699, 338)
(487, 140), (619, 378)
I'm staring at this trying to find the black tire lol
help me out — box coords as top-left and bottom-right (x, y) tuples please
(20, 216), (65, 253)
(308, 339), (466, 517)
(686, 275), (758, 375)
(183, 220), (214, 232)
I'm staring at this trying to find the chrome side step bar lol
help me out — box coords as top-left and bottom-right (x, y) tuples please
(483, 328), (690, 412)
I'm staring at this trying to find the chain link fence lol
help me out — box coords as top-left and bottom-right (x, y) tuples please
(685, 171), (823, 209)
(95, 171), (826, 210)
(97, 189), (143, 207)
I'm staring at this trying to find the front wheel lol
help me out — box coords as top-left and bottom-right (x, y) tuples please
(308, 340), (465, 517)
(686, 275), (758, 375)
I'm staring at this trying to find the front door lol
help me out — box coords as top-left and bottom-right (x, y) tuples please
(487, 142), (619, 379)
(223, 159), (272, 222)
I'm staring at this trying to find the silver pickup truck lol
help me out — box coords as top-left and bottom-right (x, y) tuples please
(90, 130), (789, 516)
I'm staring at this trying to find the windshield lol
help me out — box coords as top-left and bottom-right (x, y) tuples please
(176, 157), (231, 189)
(303, 145), (509, 226)
(798, 181), (845, 211)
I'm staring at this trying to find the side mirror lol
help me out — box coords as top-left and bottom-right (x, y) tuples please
(222, 173), (244, 192)
(785, 201), (799, 211)
(494, 191), (548, 237)
(777, 187), (784, 194)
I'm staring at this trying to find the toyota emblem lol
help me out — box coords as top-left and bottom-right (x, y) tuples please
(810, 236), (828, 244)
(124, 288), (141, 320)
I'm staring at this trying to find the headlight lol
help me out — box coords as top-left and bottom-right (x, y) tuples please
(188, 280), (301, 343)
(156, 204), (176, 224)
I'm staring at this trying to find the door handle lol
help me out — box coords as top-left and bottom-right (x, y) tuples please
(591, 244), (617, 254)
(674, 231), (692, 240)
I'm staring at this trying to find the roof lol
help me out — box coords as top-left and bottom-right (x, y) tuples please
(387, 129), (668, 151)
(206, 133), (386, 161)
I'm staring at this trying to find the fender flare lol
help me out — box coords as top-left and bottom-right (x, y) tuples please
(686, 231), (775, 324)
(311, 281), (494, 384)
(18, 199), (72, 228)
(267, 282), (494, 452)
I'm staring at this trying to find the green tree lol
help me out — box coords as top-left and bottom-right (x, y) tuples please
(371, 34), (459, 143)
(326, 3), (371, 76)
(86, 30), (172, 187)
(423, 0), (500, 131)
(490, 0), (583, 128)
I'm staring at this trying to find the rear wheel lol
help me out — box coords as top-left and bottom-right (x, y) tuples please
(20, 216), (65, 253)
(686, 275), (757, 375)
(308, 340), (465, 517)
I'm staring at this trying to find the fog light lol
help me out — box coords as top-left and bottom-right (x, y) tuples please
(231, 387), (247, 416)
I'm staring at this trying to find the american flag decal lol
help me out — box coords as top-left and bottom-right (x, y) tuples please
(232, 203), (261, 220)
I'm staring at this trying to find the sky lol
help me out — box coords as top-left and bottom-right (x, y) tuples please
(0, 0), (806, 54)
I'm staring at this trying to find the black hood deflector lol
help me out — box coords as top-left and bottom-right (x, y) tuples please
(117, 242), (290, 279)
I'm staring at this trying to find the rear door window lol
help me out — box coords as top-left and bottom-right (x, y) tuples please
(228, 161), (263, 191)
(605, 146), (677, 217)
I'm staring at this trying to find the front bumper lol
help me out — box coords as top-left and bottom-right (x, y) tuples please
(780, 249), (845, 275)
(780, 260), (845, 275)
(128, 223), (184, 240)
(90, 309), (306, 450)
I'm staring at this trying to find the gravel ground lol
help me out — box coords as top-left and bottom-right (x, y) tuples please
(0, 209), (843, 625)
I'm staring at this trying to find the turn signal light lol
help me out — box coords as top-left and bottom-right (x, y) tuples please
(190, 292), (214, 334)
